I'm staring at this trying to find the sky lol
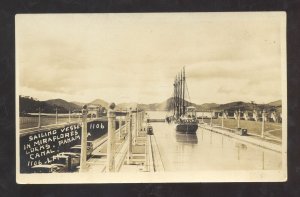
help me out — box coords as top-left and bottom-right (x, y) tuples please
(16, 13), (286, 105)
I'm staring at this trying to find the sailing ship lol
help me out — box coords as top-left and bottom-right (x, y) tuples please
(167, 67), (198, 133)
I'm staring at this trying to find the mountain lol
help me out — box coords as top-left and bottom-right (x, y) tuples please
(71, 101), (86, 107)
(267, 100), (282, 112)
(115, 102), (158, 111)
(268, 100), (282, 107)
(116, 98), (220, 111)
(130, 98), (283, 112)
(215, 101), (254, 111)
(160, 97), (200, 111)
(45, 99), (81, 111)
(20, 95), (283, 114)
(19, 96), (50, 114)
(115, 102), (138, 110)
(115, 98), (200, 111)
(19, 95), (111, 114)
(19, 96), (66, 113)
(147, 98), (172, 111)
(89, 99), (109, 108)
(19, 96), (83, 114)
(214, 100), (282, 112)
(199, 103), (220, 110)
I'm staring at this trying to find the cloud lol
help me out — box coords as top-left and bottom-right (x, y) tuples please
(16, 13), (284, 104)
(218, 86), (233, 94)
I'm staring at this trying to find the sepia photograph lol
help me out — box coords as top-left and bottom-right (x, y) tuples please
(15, 12), (287, 183)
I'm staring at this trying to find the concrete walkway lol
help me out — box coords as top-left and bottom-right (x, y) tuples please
(199, 124), (282, 153)
(82, 126), (128, 173)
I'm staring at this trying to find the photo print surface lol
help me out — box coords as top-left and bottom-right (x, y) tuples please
(16, 12), (287, 183)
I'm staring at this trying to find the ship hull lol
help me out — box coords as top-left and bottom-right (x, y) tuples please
(175, 123), (198, 133)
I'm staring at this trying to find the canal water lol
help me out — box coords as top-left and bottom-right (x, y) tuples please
(147, 111), (282, 171)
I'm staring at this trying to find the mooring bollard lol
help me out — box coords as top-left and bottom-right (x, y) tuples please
(107, 103), (116, 172)
(127, 109), (133, 164)
(80, 105), (88, 172)
(261, 109), (265, 138)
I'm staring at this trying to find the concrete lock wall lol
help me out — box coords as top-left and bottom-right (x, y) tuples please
(19, 120), (122, 173)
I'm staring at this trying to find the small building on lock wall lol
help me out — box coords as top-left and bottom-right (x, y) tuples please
(87, 104), (100, 118)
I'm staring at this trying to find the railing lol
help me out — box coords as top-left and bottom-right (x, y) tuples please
(19, 104), (148, 173)
(199, 117), (282, 142)
(19, 117), (107, 137)
(19, 110), (109, 130)
(114, 134), (129, 172)
(19, 113), (82, 130)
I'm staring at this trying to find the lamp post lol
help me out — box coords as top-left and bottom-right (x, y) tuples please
(106, 103), (116, 172)
(261, 109), (265, 138)
(127, 108), (133, 164)
(79, 105), (88, 172)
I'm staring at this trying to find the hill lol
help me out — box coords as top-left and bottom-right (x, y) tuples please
(268, 100), (282, 107)
(115, 102), (138, 110)
(71, 101), (86, 107)
(267, 100), (282, 113)
(214, 100), (282, 112)
(19, 96), (82, 114)
(161, 97), (200, 111)
(116, 99), (261, 112)
(199, 103), (220, 110)
(116, 98), (201, 111)
(20, 95), (282, 114)
(45, 99), (81, 111)
(19, 96), (64, 113)
(89, 99), (109, 108)
(148, 99), (282, 112)
(156, 99), (223, 111)
(215, 101), (254, 111)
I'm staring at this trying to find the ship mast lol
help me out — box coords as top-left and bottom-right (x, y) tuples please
(173, 78), (176, 116)
(182, 67), (185, 116)
(179, 72), (182, 117)
(177, 74), (180, 118)
(173, 67), (187, 119)
(176, 75), (179, 119)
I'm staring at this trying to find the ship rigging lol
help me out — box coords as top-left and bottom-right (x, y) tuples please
(169, 67), (198, 133)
